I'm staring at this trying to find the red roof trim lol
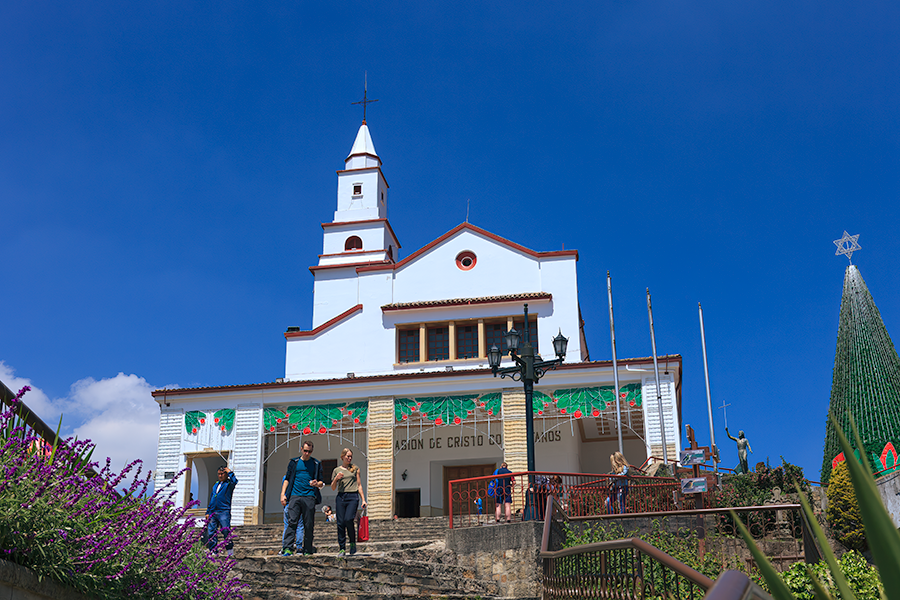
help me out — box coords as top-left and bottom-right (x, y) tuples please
(151, 354), (682, 398)
(284, 304), (363, 339)
(335, 166), (389, 188)
(355, 223), (578, 274)
(382, 292), (552, 312)
(321, 218), (401, 249)
(310, 261), (392, 274)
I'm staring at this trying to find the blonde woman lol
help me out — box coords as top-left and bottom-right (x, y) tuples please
(331, 448), (367, 556)
(610, 452), (630, 514)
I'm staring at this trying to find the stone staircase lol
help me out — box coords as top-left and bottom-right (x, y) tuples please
(232, 518), (526, 599)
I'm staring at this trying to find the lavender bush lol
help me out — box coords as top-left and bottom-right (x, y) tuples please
(0, 386), (245, 599)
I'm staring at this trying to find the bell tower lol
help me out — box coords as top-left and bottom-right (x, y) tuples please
(317, 121), (400, 268)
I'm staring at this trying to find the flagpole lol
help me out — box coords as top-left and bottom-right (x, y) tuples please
(608, 271), (623, 454)
(699, 302), (718, 474)
(647, 288), (668, 464)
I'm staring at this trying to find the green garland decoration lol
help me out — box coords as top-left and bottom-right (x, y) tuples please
(185, 411), (206, 435)
(343, 401), (368, 425)
(212, 409), (235, 433)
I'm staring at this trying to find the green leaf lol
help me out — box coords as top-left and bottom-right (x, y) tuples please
(479, 392), (502, 416)
(793, 480), (856, 600)
(263, 407), (284, 432)
(184, 411), (205, 434)
(834, 413), (900, 599)
(213, 409), (235, 432)
(729, 508), (797, 600)
(804, 565), (834, 600)
(345, 401), (368, 424)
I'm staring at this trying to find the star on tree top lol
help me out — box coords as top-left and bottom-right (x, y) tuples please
(834, 231), (861, 263)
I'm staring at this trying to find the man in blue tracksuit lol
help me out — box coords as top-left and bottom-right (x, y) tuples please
(206, 466), (238, 556)
(281, 440), (324, 555)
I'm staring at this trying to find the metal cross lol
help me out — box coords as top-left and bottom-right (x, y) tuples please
(718, 400), (731, 429)
(351, 72), (379, 123)
(833, 231), (861, 263)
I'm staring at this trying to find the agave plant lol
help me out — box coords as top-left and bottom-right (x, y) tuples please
(731, 414), (895, 600)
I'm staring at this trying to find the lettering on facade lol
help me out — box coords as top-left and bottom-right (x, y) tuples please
(395, 432), (560, 452)
(535, 430), (562, 443)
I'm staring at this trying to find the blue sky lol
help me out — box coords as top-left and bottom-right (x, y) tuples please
(2, 2), (898, 481)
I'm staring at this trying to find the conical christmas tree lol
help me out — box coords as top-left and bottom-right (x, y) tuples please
(821, 265), (900, 483)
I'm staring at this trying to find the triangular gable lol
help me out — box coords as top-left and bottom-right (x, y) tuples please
(357, 222), (577, 274)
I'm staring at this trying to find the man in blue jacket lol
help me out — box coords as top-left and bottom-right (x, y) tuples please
(281, 441), (325, 556)
(206, 466), (238, 556)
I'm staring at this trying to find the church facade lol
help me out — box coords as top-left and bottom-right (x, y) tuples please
(151, 121), (683, 524)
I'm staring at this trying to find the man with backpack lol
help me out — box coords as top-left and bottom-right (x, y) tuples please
(280, 440), (325, 556)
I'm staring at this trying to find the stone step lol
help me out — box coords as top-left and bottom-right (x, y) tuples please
(235, 551), (502, 600)
(236, 540), (435, 559)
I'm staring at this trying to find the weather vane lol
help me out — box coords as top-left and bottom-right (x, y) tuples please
(833, 231), (861, 263)
(351, 72), (378, 124)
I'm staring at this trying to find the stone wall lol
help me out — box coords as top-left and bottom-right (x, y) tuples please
(446, 521), (543, 598)
(0, 559), (95, 600)
(876, 469), (900, 527)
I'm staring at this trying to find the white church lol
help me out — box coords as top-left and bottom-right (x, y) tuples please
(152, 119), (683, 525)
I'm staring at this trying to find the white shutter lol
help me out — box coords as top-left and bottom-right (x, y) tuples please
(154, 408), (183, 498)
(642, 375), (679, 461)
(230, 404), (262, 525)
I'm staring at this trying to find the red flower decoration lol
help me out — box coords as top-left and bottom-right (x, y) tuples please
(620, 392), (627, 399)
(480, 402), (485, 407)
(214, 417), (220, 424)
(454, 416), (461, 424)
(560, 408), (567, 414)
(354, 417), (360, 423)
(592, 409), (600, 417)
(347, 410), (353, 416)
(318, 426), (327, 434)
(199, 418), (205, 424)
(434, 417), (443, 425)
(538, 410), (544, 415)
(574, 410), (583, 418)
(410, 406), (416, 411)
(544, 403), (549, 409)
(332, 420), (338, 425)
(629, 401), (635, 407)
(291, 424), (297, 429)
(416, 402), (422, 407)
(269, 426), (275, 432)
(276, 418), (282, 423)
(303, 427), (311, 435)
(191, 427), (197, 434)
(487, 409), (493, 415)
(401, 414), (408, 420)
(221, 425), (225, 431)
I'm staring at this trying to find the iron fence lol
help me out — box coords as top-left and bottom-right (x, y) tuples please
(448, 470), (689, 528)
(541, 495), (715, 599)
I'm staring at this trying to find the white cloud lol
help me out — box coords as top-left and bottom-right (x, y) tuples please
(1, 361), (163, 480)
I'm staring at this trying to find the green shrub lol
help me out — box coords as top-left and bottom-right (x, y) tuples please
(781, 550), (882, 600)
(826, 461), (867, 551)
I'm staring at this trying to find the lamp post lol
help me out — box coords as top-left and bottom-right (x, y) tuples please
(487, 304), (568, 472)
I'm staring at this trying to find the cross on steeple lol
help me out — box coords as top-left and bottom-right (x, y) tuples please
(351, 72), (379, 124)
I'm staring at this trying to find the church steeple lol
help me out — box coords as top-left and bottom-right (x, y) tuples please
(315, 121), (400, 269)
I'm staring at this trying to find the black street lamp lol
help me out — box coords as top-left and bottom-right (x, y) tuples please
(487, 304), (568, 472)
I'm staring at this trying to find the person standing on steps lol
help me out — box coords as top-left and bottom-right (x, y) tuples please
(609, 452), (631, 514)
(206, 466), (238, 557)
(281, 440), (325, 556)
(331, 447), (367, 556)
(280, 473), (303, 554)
(492, 461), (513, 524)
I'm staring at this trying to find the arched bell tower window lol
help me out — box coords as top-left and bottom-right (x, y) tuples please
(345, 236), (363, 251)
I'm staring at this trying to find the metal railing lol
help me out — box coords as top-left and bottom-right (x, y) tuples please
(448, 470), (694, 528)
(540, 495), (777, 599)
(540, 495), (714, 599)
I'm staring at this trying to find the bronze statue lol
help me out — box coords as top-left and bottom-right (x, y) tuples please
(725, 427), (753, 474)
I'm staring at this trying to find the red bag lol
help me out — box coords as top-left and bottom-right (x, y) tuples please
(358, 512), (370, 541)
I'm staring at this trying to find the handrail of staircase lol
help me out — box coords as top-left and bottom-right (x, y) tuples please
(540, 495), (780, 599)
(540, 495), (715, 599)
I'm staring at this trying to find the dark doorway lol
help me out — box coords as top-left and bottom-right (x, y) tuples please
(395, 489), (421, 518)
(443, 463), (495, 518)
